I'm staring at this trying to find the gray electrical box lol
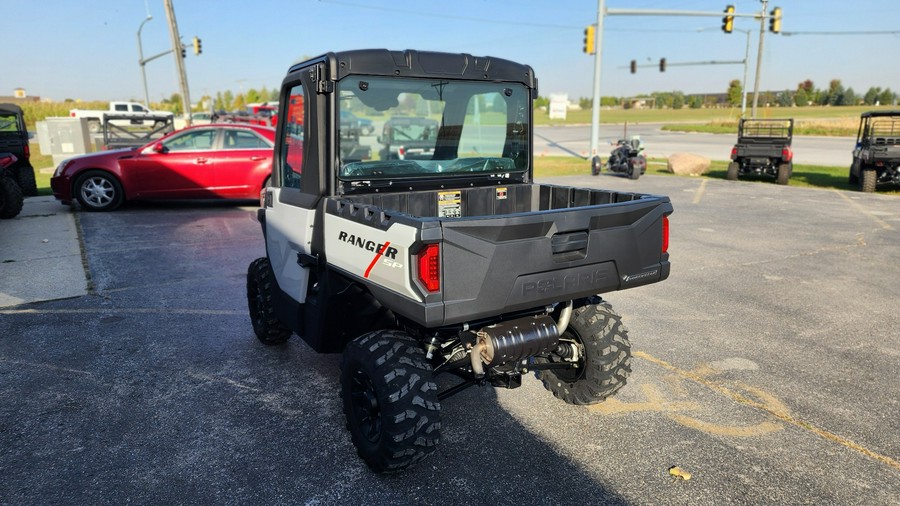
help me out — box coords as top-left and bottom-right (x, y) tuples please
(35, 117), (93, 166)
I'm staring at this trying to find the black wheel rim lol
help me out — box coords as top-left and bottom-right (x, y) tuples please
(350, 369), (381, 443)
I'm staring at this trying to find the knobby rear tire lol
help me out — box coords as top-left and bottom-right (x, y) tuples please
(0, 177), (24, 219)
(341, 330), (441, 473)
(537, 302), (632, 405)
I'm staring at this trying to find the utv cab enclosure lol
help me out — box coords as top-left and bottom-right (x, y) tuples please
(849, 110), (900, 192)
(0, 103), (38, 197)
(247, 49), (673, 472)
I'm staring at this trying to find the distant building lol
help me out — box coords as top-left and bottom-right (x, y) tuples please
(1, 88), (40, 103)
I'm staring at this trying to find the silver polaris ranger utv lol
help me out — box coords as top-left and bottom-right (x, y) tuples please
(247, 49), (673, 472)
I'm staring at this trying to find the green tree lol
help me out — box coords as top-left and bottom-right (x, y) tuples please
(726, 79), (742, 107)
(688, 95), (704, 109)
(863, 87), (881, 105)
(245, 88), (261, 104)
(841, 87), (857, 106)
(878, 88), (895, 106)
(579, 97), (592, 109)
(223, 90), (235, 110)
(233, 93), (246, 111)
(827, 79), (845, 106)
(672, 91), (685, 110)
(776, 90), (793, 107)
(794, 88), (809, 106)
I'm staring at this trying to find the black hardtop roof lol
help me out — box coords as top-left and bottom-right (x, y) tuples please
(0, 103), (24, 115)
(861, 110), (900, 118)
(289, 49), (537, 90)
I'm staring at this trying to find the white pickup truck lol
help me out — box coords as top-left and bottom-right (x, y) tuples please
(69, 101), (174, 133)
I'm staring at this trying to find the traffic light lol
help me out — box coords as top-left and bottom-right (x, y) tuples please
(193, 36), (202, 55)
(769, 7), (782, 33)
(630, 60), (636, 74)
(180, 47), (186, 58)
(722, 5), (735, 33)
(583, 25), (596, 54)
(660, 58), (666, 72)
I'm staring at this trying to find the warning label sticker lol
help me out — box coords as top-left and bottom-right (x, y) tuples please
(438, 191), (461, 218)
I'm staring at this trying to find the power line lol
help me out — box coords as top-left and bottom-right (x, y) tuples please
(318, 0), (578, 29)
(781, 30), (900, 36)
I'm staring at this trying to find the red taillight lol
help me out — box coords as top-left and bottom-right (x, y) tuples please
(730, 146), (738, 159)
(24, 143), (30, 159)
(782, 147), (793, 162)
(70, 112), (75, 117)
(662, 215), (669, 254)
(398, 146), (406, 157)
(417, 243), (440, 292)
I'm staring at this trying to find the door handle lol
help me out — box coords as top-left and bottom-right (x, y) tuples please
(250, 156), (266, 161)
(195, 157), (208, 164)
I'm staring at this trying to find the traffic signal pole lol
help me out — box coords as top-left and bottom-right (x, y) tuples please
(751, 0), (768, 118)
(589, 0), (606, 160)
(589, 6), (775, 159)
(164, 0), (192, 126)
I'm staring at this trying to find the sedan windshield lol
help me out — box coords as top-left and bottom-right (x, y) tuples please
(337, 76), (529, 180)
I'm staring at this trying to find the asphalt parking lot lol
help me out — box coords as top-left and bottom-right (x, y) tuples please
(1, 175), (898, 505)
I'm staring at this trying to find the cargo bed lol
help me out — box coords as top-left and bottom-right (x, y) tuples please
(324, 183), (672, 328)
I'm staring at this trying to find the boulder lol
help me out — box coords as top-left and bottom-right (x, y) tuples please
(667, 152), (711, 176)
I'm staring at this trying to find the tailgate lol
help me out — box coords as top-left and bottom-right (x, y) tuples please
(439, 197), (671, 324)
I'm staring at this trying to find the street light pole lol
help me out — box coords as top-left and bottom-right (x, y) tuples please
(137, 15), (153, 108)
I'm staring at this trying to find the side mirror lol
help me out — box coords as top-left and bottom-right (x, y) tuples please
(153, 142), (167, 153)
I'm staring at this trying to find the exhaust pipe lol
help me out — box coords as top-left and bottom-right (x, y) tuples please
(470, 314), (559, 378)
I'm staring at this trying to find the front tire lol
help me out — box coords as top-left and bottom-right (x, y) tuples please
(726, 161), (739, 181)
(74, 170), (124, 211)
(341, 330), (441, 473)
(859, 167), (876, 193)
(537, 302), (632, 405)
(0, 177), (24, 219)
(246, 257), (292, 345)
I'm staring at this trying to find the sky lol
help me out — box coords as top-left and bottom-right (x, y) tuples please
(3, 0), (899, 104)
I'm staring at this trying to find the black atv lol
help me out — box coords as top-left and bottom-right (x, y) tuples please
(0, 104), (37, 197)
(849, 110), (900, 192)
(727, 118), (794, 185)
(592, 136), (646, 179)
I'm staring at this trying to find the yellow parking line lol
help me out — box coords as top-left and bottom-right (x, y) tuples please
(692, 179), (708, 204)
(634, 351), (900, 472)
(833, 190), (894, 230)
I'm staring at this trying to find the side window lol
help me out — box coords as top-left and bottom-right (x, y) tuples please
(225, 130), (270, 149)
(279, 83), (305, 190)
(163, 128), (216, 151)
(131, 104), (147, 113)
(114, 104), (128, 112)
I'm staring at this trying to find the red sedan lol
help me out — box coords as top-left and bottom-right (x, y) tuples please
(51, 124), (275, 211)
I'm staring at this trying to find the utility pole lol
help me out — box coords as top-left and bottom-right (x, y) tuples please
(163, 0), (191, 126)
(589, 0), (606, 162)
(751, 0), (768, 118)
(137, 15), (153, 108)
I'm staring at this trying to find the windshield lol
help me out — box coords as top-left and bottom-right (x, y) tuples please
(337, 76), (529, 180)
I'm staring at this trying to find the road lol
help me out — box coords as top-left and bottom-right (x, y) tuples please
(534, 124), (854, 167)
(1, 177), (898, 504)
